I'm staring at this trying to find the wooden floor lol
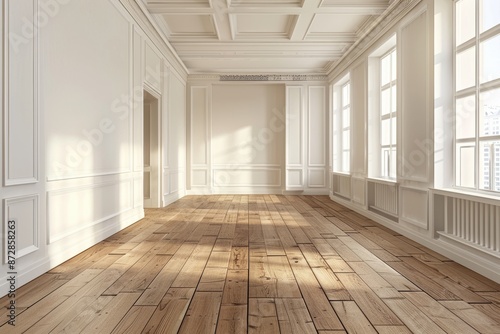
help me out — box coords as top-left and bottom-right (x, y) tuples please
(2, 195), (500, 334)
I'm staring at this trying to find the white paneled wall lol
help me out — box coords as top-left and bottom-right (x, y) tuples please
(188, 81), (328, 195)
(0, 0), (188, 296)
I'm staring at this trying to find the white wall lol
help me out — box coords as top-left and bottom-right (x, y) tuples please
(188, 79), (329, 195)
(0, 0), (188, 296)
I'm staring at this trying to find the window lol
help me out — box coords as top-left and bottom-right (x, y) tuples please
(380, 49), (397, 179)
(454, 0), (500, 192)
(333, 76), (350, 173)
(341, 82), (351, 172)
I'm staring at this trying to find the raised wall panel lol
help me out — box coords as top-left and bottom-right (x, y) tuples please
(401, 10), (429, 182)
(308, 169), (326, 188)
(47, 179), (134, 244)
(4, 0), (38, 185)
(286, 86), (303, 166)
(286, 169), (303, 188)
(191, 86), (209, 166)
(192, 169), (208, 187)
(43, 0), (132, 180)
(168, 73), (187, 170)
(213, 168), (281, 187)
(145, 42), (162, 92)
(3, 195), (39, 261)
(211, 85), (285, 166)
(352, 177), (366, 206)
(308, 86), (326, 167)
(133, 28), (144, 172)
(400, 187), (428, 229)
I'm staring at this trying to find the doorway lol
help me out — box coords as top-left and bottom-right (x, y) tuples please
(143, 89), (161, 208)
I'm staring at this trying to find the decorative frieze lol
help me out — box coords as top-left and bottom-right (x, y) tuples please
(189, 74), (328, 82)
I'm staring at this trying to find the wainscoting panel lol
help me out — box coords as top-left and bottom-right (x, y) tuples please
(308, 169), (326, 188)
(286, 169), (303, 189)
(213, 168), (281, 188)
(351, 177), (366, 206)
(3, 195), (39, 262)
(192, 169), (209, 187)
(400, 187), (428, 229)
(47, 179), (134, 244)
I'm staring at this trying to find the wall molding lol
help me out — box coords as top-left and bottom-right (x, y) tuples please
(3, 0), (39, 186)
(47, 178), (134, 244)
(3, 194), (39, 262)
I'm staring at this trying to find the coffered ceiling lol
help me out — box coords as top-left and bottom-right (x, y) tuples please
(143, 0), (394, 74)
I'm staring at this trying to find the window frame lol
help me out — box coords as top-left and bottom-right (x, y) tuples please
(453, 0), (500, 194)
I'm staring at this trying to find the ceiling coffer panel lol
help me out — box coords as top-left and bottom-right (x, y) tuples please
(161, 14), (218, 39)
(145, 0), (392, 73)
(235, 14), (296, 39)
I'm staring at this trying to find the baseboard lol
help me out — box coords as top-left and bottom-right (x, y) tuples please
(186, 188), (330, 195)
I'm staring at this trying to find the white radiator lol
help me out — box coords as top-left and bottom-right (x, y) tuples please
(373, 182), (398, 216)
(450, 198), (500, 252)
(332, 173), (351, 199)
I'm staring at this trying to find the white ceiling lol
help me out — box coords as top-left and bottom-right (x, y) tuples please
(144, 0), (393, 74)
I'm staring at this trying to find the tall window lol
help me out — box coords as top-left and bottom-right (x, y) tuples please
(341, 82), (351, 172)
(454, 0), (500, 192)
(380, 49), (397, 179)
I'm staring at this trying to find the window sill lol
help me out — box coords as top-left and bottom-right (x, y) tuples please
(367, 177), (398, 186)
(331, 171), (351, 177)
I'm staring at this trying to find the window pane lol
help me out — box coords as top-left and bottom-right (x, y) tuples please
(391, 117), (397, 145)
(381, 148), (390, 178)
(456, 0), (476, 45)
(456, 95), (476, 139)
(480, 87), (500, 136)
(342, 130), (350, 150)
(480, 141), (492, 190)
(495, 142), (500, 191)
(343, 108), (350, 128)
(381, 119), (391, 146)
(342, 84), (350, 107)
(481, 0), (500, 33)
(391, 50), (397, 82)
(390, 147), (397, 179)
(457, 144), (476, 188)
(480, 34), (500, 84)
(391, 85), (397, 113)
(381, 54), (391, 86)
(381, 88), (391, 116)
(342, 151), (350, 172)
(456, 47), (476, 91)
